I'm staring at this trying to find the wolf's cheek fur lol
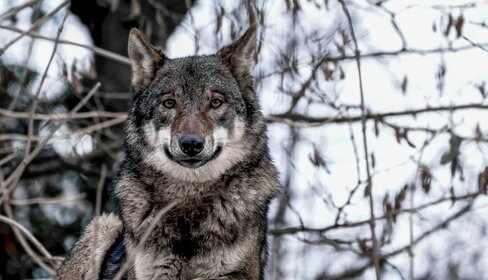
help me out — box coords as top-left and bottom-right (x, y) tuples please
(143, 121), (171, 148)
(143, 118), (248, 182)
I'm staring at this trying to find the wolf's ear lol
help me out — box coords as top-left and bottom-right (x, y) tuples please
(128, 28), (165, 94)
(218, 25), (257, 82)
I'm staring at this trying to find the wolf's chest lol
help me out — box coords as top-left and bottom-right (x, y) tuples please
(129, 193), (250, 279)
(150, 191), (246, 257)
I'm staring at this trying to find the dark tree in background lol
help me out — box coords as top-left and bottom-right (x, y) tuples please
(2, 0), (488, 279)
(71, 0), (192, 94)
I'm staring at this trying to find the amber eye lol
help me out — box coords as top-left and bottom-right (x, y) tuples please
(210, 99), (223, 109)
(162, 99), (176, 109)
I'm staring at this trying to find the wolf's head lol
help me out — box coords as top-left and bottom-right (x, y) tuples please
(124, 24), (267, 182)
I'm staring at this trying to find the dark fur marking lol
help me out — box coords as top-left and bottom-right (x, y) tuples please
(172, 217), (199, 259)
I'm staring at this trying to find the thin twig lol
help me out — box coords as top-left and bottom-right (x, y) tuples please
(408, 144), (428, 280)
(0, 24), (131, 65)
(0, 151), (18, 167)
(267, 103), (488, 127)
(0, 0), (70, 56)
(8, 193), (87, 206)
(0, 114), (127, 142)
(337, 0), (381, 278)
(0, 108), (125, 120)
(0, 0), (39, 21)
(2, 204), (55, 274)
(463, 35), (488, 52)
(0, 214), (54, 262)
(4, 0), (40, 112)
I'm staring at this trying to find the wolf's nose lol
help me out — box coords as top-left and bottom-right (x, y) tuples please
(179, 134), (205, 157)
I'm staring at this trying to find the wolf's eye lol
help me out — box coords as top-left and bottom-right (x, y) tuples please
(210, 99), (223, 109)
(162, 99), (176, 109)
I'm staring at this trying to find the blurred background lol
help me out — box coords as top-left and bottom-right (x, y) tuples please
(1, 0), (488, 279)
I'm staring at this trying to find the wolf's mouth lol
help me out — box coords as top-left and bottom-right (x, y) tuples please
(164, 146), (222, 169)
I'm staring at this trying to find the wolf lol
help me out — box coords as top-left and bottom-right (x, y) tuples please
(56, 16), (280, 280)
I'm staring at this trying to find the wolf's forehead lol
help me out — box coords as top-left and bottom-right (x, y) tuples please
(155, 56), (239, 93)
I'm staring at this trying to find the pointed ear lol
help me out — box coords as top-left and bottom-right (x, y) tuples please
(218, 25), (257, 81)
(128, 28), (165, 94)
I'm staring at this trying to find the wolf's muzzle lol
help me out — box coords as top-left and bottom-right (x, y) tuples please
(179, 134), (205, 157)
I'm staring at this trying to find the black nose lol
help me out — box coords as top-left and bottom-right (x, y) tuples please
(179, 134), (205, 157)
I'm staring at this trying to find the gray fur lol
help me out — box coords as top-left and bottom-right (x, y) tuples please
(55, 213), (123, 279)
(56, 25), (279, 280)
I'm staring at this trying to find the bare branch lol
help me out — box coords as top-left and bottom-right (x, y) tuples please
(0, 0), (40, 21)
(338, 0), (381, 278)
(267, 103), (488, 126)
(0, 24), (131, 65)
(8, 193), (87, 206)
(0, 214), (54, 264)
(0, 108), (125, 120)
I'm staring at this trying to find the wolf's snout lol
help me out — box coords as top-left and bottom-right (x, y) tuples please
(179, 134), (205, 156)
